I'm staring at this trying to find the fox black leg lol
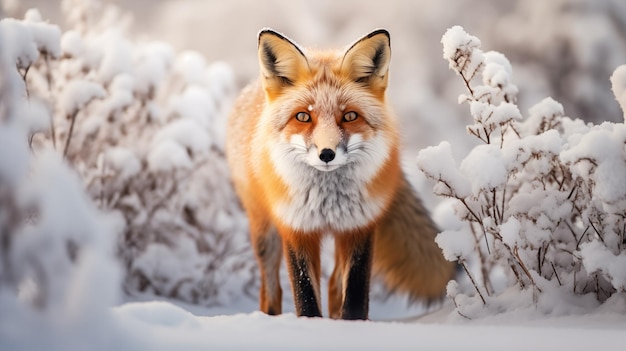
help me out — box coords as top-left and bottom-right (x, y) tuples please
(338, 231), (373, 320)
(284, 237), (322, 318)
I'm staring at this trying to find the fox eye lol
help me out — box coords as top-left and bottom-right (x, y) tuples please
(343, 111), (358, 122)
(295, 112), (311, 122)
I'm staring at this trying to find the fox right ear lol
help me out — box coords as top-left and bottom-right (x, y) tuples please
(258, 29), (309, 98)
(341, 29), (391, 96)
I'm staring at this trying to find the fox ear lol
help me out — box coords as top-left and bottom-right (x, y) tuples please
(258, 29), (309, 96)
(341, 29), (391, 93)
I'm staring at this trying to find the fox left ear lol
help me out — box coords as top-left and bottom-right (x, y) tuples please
(258, 29), (309, 98)
(341, 29), (391, 93)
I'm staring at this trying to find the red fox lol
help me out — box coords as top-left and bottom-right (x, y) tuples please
(226, 29), (454, 320)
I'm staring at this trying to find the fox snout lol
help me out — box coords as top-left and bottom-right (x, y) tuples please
(312, 120), (341, 163)
(319, 148), (335, 163)
(303, 122), (347, 171)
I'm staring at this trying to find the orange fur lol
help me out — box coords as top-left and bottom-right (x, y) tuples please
(226, 29), (454, 319)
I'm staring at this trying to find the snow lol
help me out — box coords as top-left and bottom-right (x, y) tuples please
(133, 41), (174, 95)
(0, 123), (30, 184)
(64, 248), (122, 321)
(435, 229), (475, 262)
(174, 51), (208, 86)
(61, 30), (83, 57)
(167, 86), (217, 130)
(441, 25), (481, 65)
(527, 97), (564, 121)
(147, 140), (193, 171)
(580, 241), (626, 290)
(22, 8), (61, 58)
(416, 141), (471, 198)
(0, 18), (39, 68)
(500, 217), (522, 247)
(105, 147), (141, 180)
(561, 123), (626, 203)
(152, 118), (212, 155)
(610, 64), (626, 121)
(18, 97), (51, 134)
(98, 30), (133, 83)
(460, 144), (507, 193)
(1, 299), (625, 351)
(482, 51), (513, 87)
(109, 303), (625, 351)
(100, 74), (134, 116)
(131, 238), (206, 297)
(60, 79), (106, 116)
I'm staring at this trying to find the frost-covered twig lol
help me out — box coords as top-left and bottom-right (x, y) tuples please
(62, 110), (78, 157)
(460, 259), (485, 305)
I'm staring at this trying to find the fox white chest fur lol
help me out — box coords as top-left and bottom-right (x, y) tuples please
(269, 132), (391, 233)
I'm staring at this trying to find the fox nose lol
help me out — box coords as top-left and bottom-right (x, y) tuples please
(319, 148), (335, 163)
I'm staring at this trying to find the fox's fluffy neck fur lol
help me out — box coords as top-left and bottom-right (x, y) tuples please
(270, 132), (392, 233)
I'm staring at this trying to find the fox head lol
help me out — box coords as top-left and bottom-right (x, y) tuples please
(257, 29), (397, 175)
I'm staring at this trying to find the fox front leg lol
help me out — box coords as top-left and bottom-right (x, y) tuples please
(282, 233), (323, 318)
(334, 230), (373, 320)
(249, 215), (283, 315)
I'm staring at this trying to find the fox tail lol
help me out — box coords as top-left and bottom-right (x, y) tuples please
(373, 173), (456, 303)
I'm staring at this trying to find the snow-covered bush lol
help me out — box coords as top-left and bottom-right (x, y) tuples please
(0, 5), (120, 328)
(3, 0), (252, 307)
(418, 25), (626, 318)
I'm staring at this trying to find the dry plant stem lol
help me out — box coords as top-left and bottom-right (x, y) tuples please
(483, 126), (491, 144)
(44, 54), (57, 149)
(573, 266), (578, 293)
(617, 222), (626, 252)
(589, 221), (606, 244)
(469, 223), (493, 295)
(44, 54), (53, 91)
(20, 64), (31, 98)
(460, 259), (486, 305)
(463, 74), (474, 96)
(0, 191), (20, 288)
(63, 110), (79, 157)
(564, 220), (578, 242)
(575, 226), (590, 250)
(492, 189), (500, 224)
(51, 116), (57, 149)
(510, 262), (526, 289)
(500, 187), (506, 223)
(551, 262), (562, 286)
(458, 56), (476, 97)
(470, 225), (493, 296)
(513, 246), (541, 292)
(480, 259), (493, 296)
(456, 308), (471, 320)
(459, 198), (491, 254)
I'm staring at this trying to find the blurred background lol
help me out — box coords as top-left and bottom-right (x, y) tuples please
(9, 0), (626, 157)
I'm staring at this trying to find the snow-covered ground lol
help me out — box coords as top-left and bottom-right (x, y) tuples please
(2, 0), (626, 350)
(2, 298), (626, 350)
